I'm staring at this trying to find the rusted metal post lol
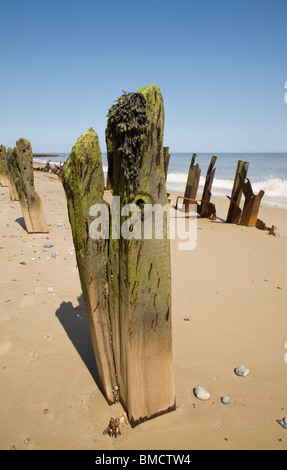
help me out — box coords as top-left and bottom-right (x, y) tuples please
(199, 155), (217, 218)
(183, 154), (201, 212)
(226, 160), (249, 224)
(240, 177), (265, 227)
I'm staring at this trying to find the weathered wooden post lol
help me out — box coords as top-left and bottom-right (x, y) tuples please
(7, 139), (48, 233)
(62, 129), (118, 405)
(226, 160), (249, 224)
(199, 155), (217, 218)
(106, 85), (176, 426)
(163, 146), (170, 181)
(0, 145), (10, 187)
(6, 148), (20, 201)
(239, 177), (265, 227)
(183, 153), (201, 212)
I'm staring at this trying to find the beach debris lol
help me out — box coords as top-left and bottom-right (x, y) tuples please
(62, 85), (176, 427)
(277, 418), (287, 430)
(182, 154), (201, 212)
(34, 161), (64, 179)
(226, 161), (278, 233)
(193, 386), (211, 401)
(7, 139), (49, 234)
(234, 365), (250, 377)
(226, 160), (249, 224)
(104, 413), (128, 438)
(221, 396), (231, 405)
(199, 156), (217, 219)
(178, 154), (216, 219)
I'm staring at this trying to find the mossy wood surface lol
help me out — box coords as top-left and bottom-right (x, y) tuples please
(7, 139), (48, 232)
(62, 129), (118, 405)
(0, 145), (10, 187)
(106, 85), (175, 426)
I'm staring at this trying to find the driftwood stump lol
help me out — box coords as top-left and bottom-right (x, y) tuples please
(106, 85), (175, 426)
(0, 145), (10, 187)
(7, 139), (48, 233)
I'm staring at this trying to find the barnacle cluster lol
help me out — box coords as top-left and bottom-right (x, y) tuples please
(106, 91), (149, 199)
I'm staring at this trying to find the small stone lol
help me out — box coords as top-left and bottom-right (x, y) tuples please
(24, 438), (31, 444)
(44, 243), (53, 248)
(221, 396), (231, 405)
(47, 287), (54, 294)
(277, 418), (287, 429)
(193, 386), (211, 401)
(51, 253), (58, 258)
(234, 366), (250, 377)
(43, 408), (49, 414)
(19, 261), (27, 265)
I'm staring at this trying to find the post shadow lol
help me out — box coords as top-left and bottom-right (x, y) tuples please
(55, 294), (102, 393)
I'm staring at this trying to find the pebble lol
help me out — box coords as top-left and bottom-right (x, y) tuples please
(193, 386), (211, 401)
(277, 418), (287, 429)
(51, 253), (58, 258)
(221, 396), (231, 405)
(44, 243), (53, 248)
(19, 261), (27, 265)
(47, 287), (54, 294)
(234, 365), (250, 377)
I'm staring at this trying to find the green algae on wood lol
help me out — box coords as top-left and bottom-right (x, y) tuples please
(107, 85), (176, 427)
(0, 145), (10, 187)
(62, 128), (118, 405)
(7, 139), (48, 232)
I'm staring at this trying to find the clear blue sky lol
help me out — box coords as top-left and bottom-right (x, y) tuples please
(1, 0), (286, 153)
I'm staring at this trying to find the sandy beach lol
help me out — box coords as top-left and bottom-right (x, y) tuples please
(0, 169), (286, 450)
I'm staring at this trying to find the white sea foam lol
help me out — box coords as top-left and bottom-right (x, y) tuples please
(167, 173), (287, 208)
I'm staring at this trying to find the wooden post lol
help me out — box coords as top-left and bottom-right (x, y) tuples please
(163, 146), (170, 181)
(106, 85), (176, 426)
(62, 129), (118, 405)
(239, 177), (265, 227)
(199, 155), (217, 218)
(7, 139), (48, 232)
(226, 160), (249, 224)
(183, 153), (201, 212)
(0, 145), (10, 187)
(6, 148), (19, 201)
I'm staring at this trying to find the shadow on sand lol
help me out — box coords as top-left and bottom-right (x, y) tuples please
(55, 294), (101, 391)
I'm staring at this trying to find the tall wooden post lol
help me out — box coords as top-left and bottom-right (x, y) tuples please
(106, 85), (176, 426)
(183, 153), (201, 212)
(226, 160), (249, 224)
(199, 155), (217, 218)
(7, 139), (48, 233)
(62, 129), (118, 405)
(0, 145), (10, 187)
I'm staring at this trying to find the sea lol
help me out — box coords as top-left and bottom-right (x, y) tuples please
(34, 152), (287, 210)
